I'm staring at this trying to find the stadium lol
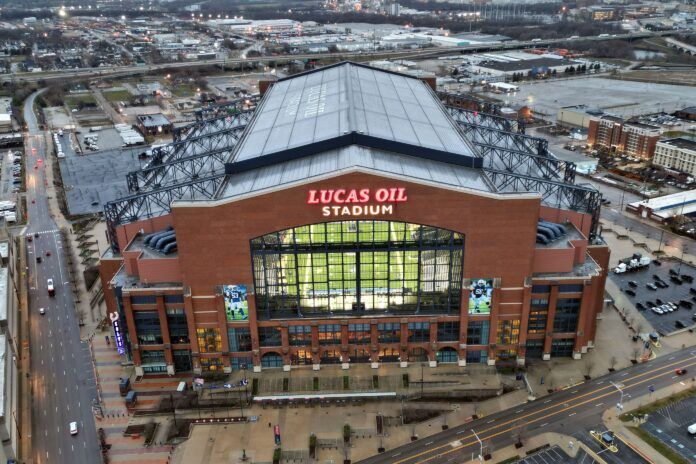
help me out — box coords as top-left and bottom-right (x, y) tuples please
(99, 62), (609, 376)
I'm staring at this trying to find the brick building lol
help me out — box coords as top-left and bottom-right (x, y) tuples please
(588, 116), (660, 159)
(100, 63), (609, 377)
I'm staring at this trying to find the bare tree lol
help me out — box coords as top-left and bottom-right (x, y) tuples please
(609, 356), (617, 371)
(632, 347), (640, 362)
(583, 360), (594, 379)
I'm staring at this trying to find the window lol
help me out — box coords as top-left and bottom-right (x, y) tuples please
(228, 327), (252, 352)
(525, 340), (544, 359)
(258, 327), (282, 347)
(466, 349), (488, 364)
(173, 349), (192, 372)
(131, 295), (157, 305)
(497, 349), (517, 361)
(348, 323), (371, 344)
(497, 320), (520, 345)
(261, 352), (283, 368)
(251, 221), (464, 319)
(378, 323), (401, 343)
(196, 328), (222, 353)
(166, 309), (189, 344)
(378, 347), (400, 362)
(467, 320), (489, 345)
(288, 325), (312, 346)
(134, 311), (163, 345)
(553, 298), (580, 333)
(408, 322), (430, 343)
(551, 339), (574, 357)
(408, 347), (429, 362)
(352, 348), (371, 363)
(290, 350), (313, 365)
(164, 294), (184, 304)
(200, 357), (224, 372)
(321, 349), (342, 364)
(559, 284), (583, 293)
(528, 299), (548, 335)
(437, 321), (460, 342)
(531, 285), (550, 294)
(436, 347), (458, 363)
(231, 356), (252, 370)
(318, 324), (341, 345)
(140, 350), (165, 364)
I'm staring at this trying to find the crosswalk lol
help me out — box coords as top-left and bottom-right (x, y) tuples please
(31, 228), (60, 235)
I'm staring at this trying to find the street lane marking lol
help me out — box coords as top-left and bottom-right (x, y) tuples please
(391, 355), (696, 464)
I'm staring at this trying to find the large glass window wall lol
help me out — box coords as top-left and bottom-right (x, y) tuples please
(252, 221), (464, 319)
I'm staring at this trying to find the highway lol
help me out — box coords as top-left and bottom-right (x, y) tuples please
(2, 29), (691, 84)
(358, 347), (696, 464)
(23, 90), (102, 464)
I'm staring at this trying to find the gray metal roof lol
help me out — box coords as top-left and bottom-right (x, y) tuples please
(231, 62), (479, 167)
(221, 145), (491, 200)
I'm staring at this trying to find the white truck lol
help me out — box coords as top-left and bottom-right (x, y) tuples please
(613, 254), (651, 274)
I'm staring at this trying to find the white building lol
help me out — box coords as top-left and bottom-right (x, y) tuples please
(653, 137), (696, 176)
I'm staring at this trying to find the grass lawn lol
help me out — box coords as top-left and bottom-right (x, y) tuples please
(620, 388), (695, 422)
(102, 89), (132, 102)
(627, 426), (689, 464)
(64, 94), (97, 109)
(171, 83), (201, 97)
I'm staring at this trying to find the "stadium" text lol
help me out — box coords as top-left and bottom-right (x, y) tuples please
(321, 204), (394, 217)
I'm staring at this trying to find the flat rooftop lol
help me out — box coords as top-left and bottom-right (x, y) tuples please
(478, 57), (579, 72)
(659, 137), (696, 151)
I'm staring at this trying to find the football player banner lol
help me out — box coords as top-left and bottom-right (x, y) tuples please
(468, 279), (493, 314)
(223, 284), (249, 321)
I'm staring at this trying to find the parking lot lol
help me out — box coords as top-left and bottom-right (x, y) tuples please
(640, 396), (696, 463)
(516, 445), (598, 464)
(572, 424), (649, 464)
(609, 259), (696, 335)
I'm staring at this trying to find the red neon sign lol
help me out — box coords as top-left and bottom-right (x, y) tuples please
(307, 188), (408, 205)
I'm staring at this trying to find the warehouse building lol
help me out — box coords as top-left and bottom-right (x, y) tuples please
(100, 63), (608, 376)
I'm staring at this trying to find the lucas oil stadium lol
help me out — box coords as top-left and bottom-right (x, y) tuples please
(99, 62), (609, 376)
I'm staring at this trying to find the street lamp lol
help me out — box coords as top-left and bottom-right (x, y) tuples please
(610, 381), (624, 412)
(471, 428), (484, 463)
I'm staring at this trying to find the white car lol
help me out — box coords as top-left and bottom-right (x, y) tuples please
(651, 307), (663, 315)
(69, 421), (78, 435)
(39, 307), (45, 315)
(668, 302), (677, 310)
(662, 304), (673, 313)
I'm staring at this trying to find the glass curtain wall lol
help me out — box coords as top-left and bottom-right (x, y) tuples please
(252, 221), (464, 319)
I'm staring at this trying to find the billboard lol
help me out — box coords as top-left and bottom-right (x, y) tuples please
(468, 279), (493, 314)
(223, 284), (249, 321)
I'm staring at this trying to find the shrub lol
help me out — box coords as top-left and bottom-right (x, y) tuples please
(343, 424), (351, 442)
(343, 376), (350, 390)
(252, 378), (259, 396)
(283, 378), (289, 392)
(372, 375), (379, 389)
(313, 377), (319, 391)
(402, 374), (409, 388)
(273, 447), (282, 464)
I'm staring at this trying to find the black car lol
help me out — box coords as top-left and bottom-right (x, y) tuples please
(652, 260), (662, 266)
(626, 289), (636, 297)
(682, 275), (694, 283)
(653, 274), (662, 281)
(675, 320), (686, 329)
(669, 269), (678, 276)
(628, 281), (638, 288)
(682, 300), (693, 309)
(692, 313), (696, 321)
(690, 287), (696, 295)
(656, 298), (664, 305)
(636, 302), (645, 310)
(656, 281), (669, 289)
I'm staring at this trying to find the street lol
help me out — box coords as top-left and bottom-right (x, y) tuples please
(357, 347), (696, 464)
(23, 90), (102, 464)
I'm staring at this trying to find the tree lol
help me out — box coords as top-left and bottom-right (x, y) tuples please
(583, 360), (594, 379)
(609, 356), (617, 371)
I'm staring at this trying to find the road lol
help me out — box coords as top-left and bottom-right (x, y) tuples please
(2, 29), (691, 84)
(584, 178), (696, 255)
(23, 90), (102, 464)
(358, 347), (696, 464)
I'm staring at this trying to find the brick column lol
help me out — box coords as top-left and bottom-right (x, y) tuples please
(399, 319), (409, 368)
(574, 283), (594, 358)
(459, 288), (470, 366)
(183, 292), (200, 374)
(543, 286), (559, 360)
(517, 285), (532, 366)
(215, 294), (231, 372)
(311, 323), (320, 370)
(122, 296), (142, 375)
(156, 296), (174, 374)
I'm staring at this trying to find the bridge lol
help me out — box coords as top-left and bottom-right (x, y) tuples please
(665, 37), (696, 55)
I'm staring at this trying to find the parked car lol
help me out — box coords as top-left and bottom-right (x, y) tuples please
(675, 320), (686, 329)
(626, 289), (636, 297)
(651, 307), (663, 315)
(646, 283), (657, 291)
(628, 281), (638, 288)
(656, 298), (664, 305)
(682, 275), (694, 283)
(670, 275), (683, 285)
(656, 281), (669, 289)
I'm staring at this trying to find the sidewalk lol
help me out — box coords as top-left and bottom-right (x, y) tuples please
(603, 378), (696, 464)
(17, 235), (32, 463)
